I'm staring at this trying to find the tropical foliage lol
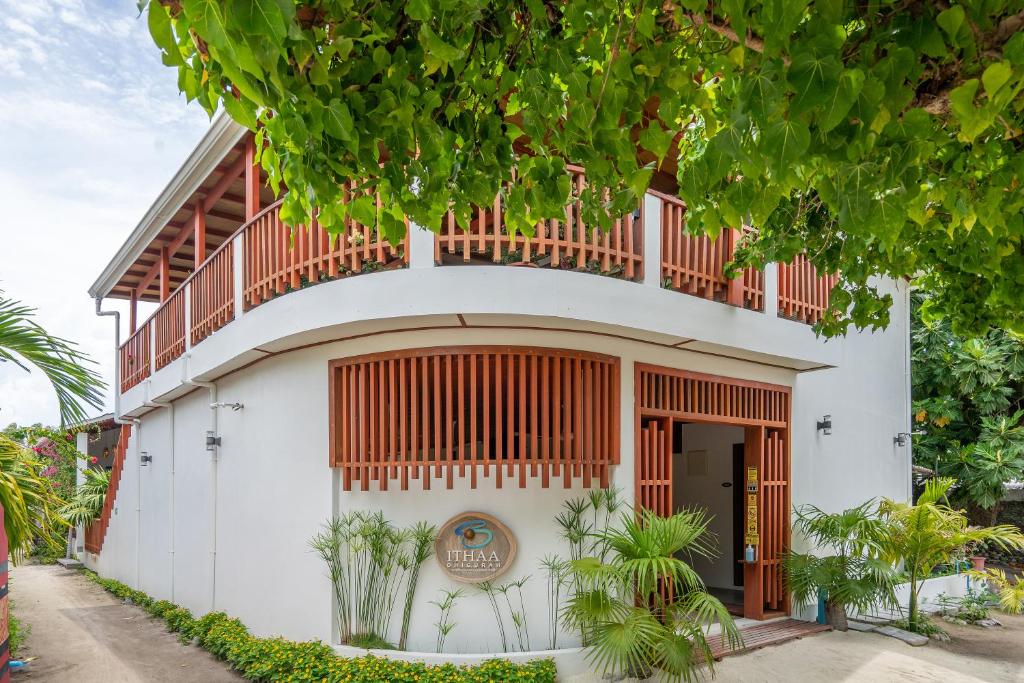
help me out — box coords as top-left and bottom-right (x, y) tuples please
(144, 1), (1024, 337)
(564, 508), (739, 682)
(784, 502), (899, 630)
(309, 512), (437, 648)
(911, 299), (1024, 523)
(86, 570), (557, 682)
(0, 294), (104, 425)
(877, 478), (1024, 632)
(59, 468), (112, 527)
(970, 567), (1024, 615)
(0, 434), (66, 562)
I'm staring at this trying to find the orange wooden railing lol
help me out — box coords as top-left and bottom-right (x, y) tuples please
(118, 321), (151, 393)
(243, 195), (408, 310)
(190, 241), (234, 346)
(84, 424), (131, 554)
(434, 167), (643, 280)
(658, 192), (764, 311)
(153, 287), (186, 369)
(777, 254), (838, 325)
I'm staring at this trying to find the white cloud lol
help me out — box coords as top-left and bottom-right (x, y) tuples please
(0, 0), (209, 427)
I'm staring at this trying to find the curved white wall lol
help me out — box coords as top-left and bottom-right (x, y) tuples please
(87, 271), (912, 652)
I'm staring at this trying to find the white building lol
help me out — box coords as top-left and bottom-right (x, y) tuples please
(83, 116), (912, 659)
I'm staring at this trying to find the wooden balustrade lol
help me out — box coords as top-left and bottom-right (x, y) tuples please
(154, 287), (186, 370)
(434, 167), (643, 280)
(119, 322), (151, 393)
(190, 241), (234, 346)
(243, 195), (408, 311)
(777, 254), (838, 325)
(84, 424), (130, 554)
(659, 193), (764, 311)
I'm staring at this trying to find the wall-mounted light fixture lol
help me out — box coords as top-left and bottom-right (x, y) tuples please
(894, 431), (924, 447)
(211, 402), (244, 411)
(816, 415), (832, 436)
(205, 431), (221, 452)
(140, 452), (152, 466)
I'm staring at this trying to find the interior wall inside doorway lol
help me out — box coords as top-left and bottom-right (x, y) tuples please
(672, 423), (745, 591)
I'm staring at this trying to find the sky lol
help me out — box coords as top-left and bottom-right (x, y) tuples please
(0, 0), (210, 427)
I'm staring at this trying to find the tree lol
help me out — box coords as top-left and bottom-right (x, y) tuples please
(143, 1), (1024, 337)
(0, 434), (66, 562)
(912, 295), (1024, 523)
(0, 294), (104, 425)
(877, 478), (1024, 633)
(784, 502), (899, 631)
(564, 508), (739, 682)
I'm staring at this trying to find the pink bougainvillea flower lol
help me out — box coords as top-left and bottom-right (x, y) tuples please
(42, 466), (57, 477)
(90, 456), (98, 464)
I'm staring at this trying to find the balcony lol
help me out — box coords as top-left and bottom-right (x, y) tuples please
(116, 171), (838, 395)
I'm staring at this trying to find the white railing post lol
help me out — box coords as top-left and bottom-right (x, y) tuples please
(232, 233), (245, 319)
(642, 193), (662, 288)
(183, 283), (192, 352)
(408, 221), (437, 269)
(764, 263), (779, 317)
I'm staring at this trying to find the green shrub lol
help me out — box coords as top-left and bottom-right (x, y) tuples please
(82, 570), (557, 683)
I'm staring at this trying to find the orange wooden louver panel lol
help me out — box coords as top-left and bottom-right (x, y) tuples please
(84, 424), (131, 554)
(636, 366), (790, 428)
(190, 241), (235, 346)
(759, 428), (789, 612)
(330, 346), (621, 491)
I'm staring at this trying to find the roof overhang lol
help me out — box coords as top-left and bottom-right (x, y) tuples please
(88, 113), (247, 301)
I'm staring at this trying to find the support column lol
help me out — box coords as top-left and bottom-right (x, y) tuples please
(232, 233), (245, 319)
(159, 246), (170, 303)
(408, 221), (436, 269)
(129, 289), (138, 334)
(642, 193), (662, 288)
(244, 135), (260, 221)
(74, 431), (89, 559)
(763, 263), (779, 317)
(194, 208), (206, 268)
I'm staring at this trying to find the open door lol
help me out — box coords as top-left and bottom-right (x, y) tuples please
(743, 426), (790, 619)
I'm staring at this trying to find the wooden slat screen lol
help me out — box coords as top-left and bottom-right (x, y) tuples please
(244, 192), (408, 311)
(659, 194), (764, 311)
(154, 288), (186, 370)
(435, 167), (643, 280)
(119, 321), (150, 393)
(84, 424), (130, 554)
(636, 367), (789, 428)
(760, 428), (788, 611)
(330, 346), (620, 491)
(637, 420), (671, 518)
(777, 254), (838, 325)
(190, 241), (235, 346)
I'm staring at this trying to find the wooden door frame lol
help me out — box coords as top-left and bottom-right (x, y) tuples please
(634, 363), (792, 620)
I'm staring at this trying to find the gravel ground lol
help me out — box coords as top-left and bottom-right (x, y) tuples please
(10, 563), (240, 682)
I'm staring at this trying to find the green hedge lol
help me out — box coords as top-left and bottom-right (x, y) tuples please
(82, 571), (556, 682)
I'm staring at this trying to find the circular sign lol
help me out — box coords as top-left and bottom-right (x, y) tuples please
(435, 512), (517, 583)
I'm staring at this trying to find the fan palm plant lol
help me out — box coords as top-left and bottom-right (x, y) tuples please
(59, 468), (112, 527)
(783, 502), (899, 630)
(877, 477), (1024, 632)
(0, 293), (104, 426)
(564, 508), (740, 682)
(0, 434), (66, 562)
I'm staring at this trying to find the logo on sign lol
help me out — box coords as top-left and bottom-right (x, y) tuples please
(436, 512), (516, 583)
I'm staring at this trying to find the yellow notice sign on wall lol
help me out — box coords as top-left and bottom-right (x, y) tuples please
(745, 466), (759, 546)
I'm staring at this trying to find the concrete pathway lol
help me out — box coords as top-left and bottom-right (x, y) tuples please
(10, 563), (240, 682)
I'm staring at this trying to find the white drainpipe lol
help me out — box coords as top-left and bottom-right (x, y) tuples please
(144, 392), (174, 602)
(184, 358), (219, 613)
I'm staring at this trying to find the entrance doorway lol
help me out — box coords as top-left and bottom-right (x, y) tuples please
(634, 365), (791, 620)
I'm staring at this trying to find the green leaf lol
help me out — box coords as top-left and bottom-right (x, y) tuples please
(819, 68), (864, 131)
(183, 0), (229, 48)
(763, 118), (810, 172)
(406, 0), (431, 22)
(229, 0), (288, 41)
(324, 98), (355, 140)
(949, 79), (994, 141)
(982, 61), (1013, 99)
(788, 51), (842, 115)
(147, 2), (183, 67)
(936, 6), (965, 47)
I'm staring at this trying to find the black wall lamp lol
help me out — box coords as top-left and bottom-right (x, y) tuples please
(206, 431), (221, 452)
(817, 415), (832, 435)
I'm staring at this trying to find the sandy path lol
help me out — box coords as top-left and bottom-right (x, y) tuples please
(713, 614), (1024, 682)
(10, 563), (241, 682)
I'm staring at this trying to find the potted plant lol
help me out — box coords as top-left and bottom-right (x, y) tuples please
(965, 539), (986, 571)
